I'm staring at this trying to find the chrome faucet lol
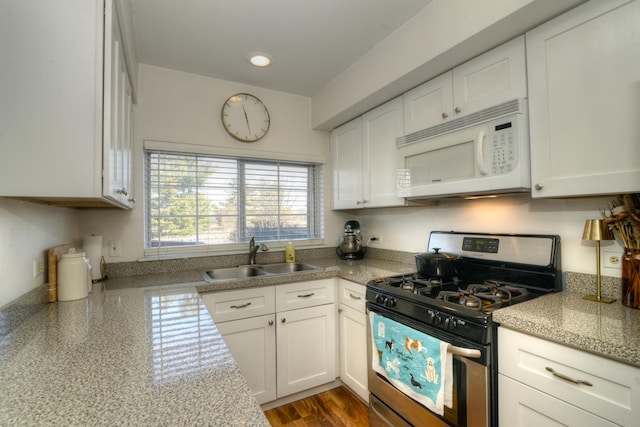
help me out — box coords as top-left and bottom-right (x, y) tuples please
(249, 237), (269, 264)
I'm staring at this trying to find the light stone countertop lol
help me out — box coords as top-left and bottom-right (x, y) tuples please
(493, 274), (640, 368)
(0, 256), (414, 426)
(4, 253), (639, 425)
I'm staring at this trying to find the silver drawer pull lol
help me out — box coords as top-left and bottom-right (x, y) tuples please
(349, 293), (362, 300)
(230, 302), (252, 309)
(297, 293), (315, 298)
(545, 367), (593, 387)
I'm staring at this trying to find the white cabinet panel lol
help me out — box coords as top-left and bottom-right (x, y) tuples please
(276, 303), (337, 397)
(216, 314), (277, 404)
(331, 97), (405, 209)
(403, 73), (453, 135)
(0, 0), (135, 208)
(200, 287), (275, 323)
(499, 375), (617, 427)
(403, 36), (526, 134)
(527, 0), (640, 197)
(498, 327), (640, 426)
(339, 304), (367, 401)
(275, 279), (335, 312)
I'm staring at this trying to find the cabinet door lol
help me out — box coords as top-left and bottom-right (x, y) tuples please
(403, 72), (454, 133)
(527, 0), (640, 198)
(103, 0), (133, 207)
(452, 35), (526, 118)
(216, 314), (277, 404)
(362, 97), (406, 208)
(276, 304), (336, 397)
(499, 375), (617, 427)
(331, 118), (364, 209)
(339, 304), (368, 401)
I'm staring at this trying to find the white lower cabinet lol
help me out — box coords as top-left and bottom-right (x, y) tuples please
(201, 279), (337, 404)
(215, 314), (277, 404)
(338, 279), (368, 401)
(276, 303), (336, 397)
(498, 327), (640, 427)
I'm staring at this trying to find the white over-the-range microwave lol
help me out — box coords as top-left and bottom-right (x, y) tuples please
(396, 98), (530, 199)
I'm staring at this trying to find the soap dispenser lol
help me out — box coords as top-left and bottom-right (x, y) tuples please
(285, 241), (296, 263)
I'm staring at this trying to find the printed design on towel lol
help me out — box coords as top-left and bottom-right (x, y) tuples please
(371, 312), (452, 415)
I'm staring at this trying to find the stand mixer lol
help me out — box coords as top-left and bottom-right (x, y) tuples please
(336, 220), (367, 260)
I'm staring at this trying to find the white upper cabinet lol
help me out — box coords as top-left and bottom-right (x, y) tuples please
(404, 36), (527, 134)
(0, 0), (136, 209)
(527, 0), (640, 198)
(332, 97), (405, 209)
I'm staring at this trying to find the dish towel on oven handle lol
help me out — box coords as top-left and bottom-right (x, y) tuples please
(370, 311), (453, 415)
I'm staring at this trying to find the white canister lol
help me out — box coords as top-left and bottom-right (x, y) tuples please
(58, 248), (90, 301)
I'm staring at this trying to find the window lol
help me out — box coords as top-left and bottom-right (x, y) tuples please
(144, 149), (324, 257)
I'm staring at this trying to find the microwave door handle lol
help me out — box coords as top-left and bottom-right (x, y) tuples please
(475, 129), (489, 175)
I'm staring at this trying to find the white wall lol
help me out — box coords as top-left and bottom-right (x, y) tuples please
(0, 199), (79, 308)
(78, 64), (349, 262)
(353, 195), (624, 278)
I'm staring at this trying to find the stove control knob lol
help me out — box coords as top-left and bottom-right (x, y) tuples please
(433, 313), (442, 325)
(376, 294), (387, 305)
(444, 317), (457, 330)
(427, 311), (436, 324)
(385, 297), (396, 307)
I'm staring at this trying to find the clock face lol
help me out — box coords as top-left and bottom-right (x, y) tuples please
(221, 93), (270, 142)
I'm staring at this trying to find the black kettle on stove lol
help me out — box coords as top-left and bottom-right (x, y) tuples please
(336, 220), (366, 260)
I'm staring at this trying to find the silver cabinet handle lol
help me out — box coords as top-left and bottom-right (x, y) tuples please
(268, 320), (274, 326)
(128, 197), (136, 204)
(442, 112), (448, 119)
(454, 107), (462, 113)
(297, 293), (314, 298)
(535, 183), (544, 191)
(349, 293), (361, 300)
(281, 318), (286, 323)
(117, 188), (128, 196)
(229, 302), (251, 309)
(545, 367), (593, 386)
(338, 308), (343, 313)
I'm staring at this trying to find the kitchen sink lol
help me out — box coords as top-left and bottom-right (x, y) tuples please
(254, 262), (320, 274)
(200, 262), (321, 283)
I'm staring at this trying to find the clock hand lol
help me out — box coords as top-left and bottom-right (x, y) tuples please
(242, 105), (251, 134)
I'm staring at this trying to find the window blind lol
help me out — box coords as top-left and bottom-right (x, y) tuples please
(144, 149), (323, 256)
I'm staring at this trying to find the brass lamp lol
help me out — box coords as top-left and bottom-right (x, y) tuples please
(582, 219), (616, 303)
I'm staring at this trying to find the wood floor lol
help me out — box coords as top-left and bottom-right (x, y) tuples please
(264, 387), (370, 427)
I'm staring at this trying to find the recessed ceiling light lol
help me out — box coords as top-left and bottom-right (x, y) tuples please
(248, 52), (272, 67)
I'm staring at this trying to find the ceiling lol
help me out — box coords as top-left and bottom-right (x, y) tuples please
(130, 0), (434, 97)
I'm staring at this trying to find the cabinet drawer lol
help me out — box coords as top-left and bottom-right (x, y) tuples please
(275, 279), (335, 312)
(498, 327), (640, 426)
(499, 374), (617, 427)
(200, 286), (275, 323)
(338, 280), (366, 313)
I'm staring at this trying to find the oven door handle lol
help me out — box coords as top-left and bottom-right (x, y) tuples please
(448, 345), (482, 359)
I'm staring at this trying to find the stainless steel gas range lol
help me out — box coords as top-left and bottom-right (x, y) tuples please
(366, 231), (561, 427)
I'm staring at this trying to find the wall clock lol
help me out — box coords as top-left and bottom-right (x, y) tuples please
(221, 93), (270, 142)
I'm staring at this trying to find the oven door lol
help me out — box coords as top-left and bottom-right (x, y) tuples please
(367, 307), (491, 427)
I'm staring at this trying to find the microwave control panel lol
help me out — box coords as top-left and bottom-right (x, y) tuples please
(490, 119), (517, 174)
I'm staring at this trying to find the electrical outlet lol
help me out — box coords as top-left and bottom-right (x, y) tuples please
(33, 257), (45, 277)
(109, 240), (121, 257)
(370, 234), (382, 244)
(603, 250), (621, 269)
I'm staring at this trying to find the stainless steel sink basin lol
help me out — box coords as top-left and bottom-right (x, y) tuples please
(200, 262), (321, 283)
(201, 265), (269, 282)
(255, 262), (320, 274)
